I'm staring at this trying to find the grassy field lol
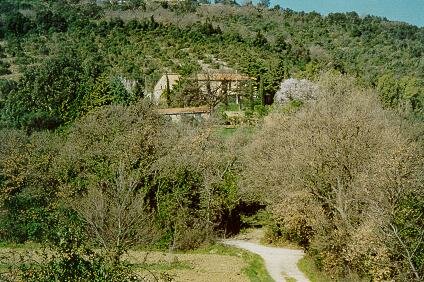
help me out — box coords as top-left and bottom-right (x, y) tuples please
(0, 242), (272, 282)
(188, 243), (273, 282)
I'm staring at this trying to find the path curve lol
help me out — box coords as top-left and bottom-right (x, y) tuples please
(223, 239), (310, 282)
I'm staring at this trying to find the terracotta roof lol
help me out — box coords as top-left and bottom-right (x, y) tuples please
(196, 73), (252, 81)
(157, 106), (210, 115)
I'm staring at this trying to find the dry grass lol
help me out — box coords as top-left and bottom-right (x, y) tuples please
(126, 250), (249, 282)
(0, 247), (249, 282)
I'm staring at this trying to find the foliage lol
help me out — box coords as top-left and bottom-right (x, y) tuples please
(0, 129), (61, 243)
(44, 101), (241, 251)
(2, 54), (85, 130)
(149, 125), (242, 249)
(20, 253), (142, 282)
(241, 73), (424, 280)
(54, 101), (168, 251)
(168, 77), (204, 107)
(297, 255), (337, 282)
(0, 61), (11, 76)
(0, 1), (423, 280)
(1, 1), (423, 121)
(2, 209), (144, 282)
(377, 73), (423, 117)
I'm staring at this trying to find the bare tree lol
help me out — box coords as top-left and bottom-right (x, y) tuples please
(73, 160), (156, 264)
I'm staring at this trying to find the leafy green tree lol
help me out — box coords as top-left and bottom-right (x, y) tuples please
(377, 73), (402, 108)
(3, 53), (86, 130)
(126, 0), (146, 11)
(4, 12), (32, 35)
(0, 129), (61, 242)
(54, 102), (169, 250)
(377, 74), (423, 116)
(151, 128), (241, 249)
(252, 31), (268, 48)
(7, 207), (145, 282)
(390, 192), (424, 281)
(400, 76), (423, 114)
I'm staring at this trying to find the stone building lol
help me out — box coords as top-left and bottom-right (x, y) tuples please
(152, 73), (181, 102)
(152, 71), (252, 105)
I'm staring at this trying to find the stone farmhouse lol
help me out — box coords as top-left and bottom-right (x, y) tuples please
(152, 73), (181, 102)
(152, 71), (252, 105)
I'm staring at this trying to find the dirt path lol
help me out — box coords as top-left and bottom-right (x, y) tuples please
(223, 230), (310, 282)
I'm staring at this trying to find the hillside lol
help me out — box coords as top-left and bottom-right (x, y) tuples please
(0, 0), (423, 129)
(0, 1), (423, 281)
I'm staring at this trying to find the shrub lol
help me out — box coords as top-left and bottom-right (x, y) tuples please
(2, 209), (144, 282)
(273, 78), (318, 104)
(55, 101), (168, 254)
(150, 125), (241, 249)
(0, 129), (61, 243)
(242, 73), (423, 280)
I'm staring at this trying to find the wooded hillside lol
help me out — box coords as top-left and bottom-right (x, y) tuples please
(0, 1), (422, 281)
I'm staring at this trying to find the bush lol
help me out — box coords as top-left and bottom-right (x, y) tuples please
(242, 73), (423, 280)
(273, 78), (318, 104)
(150, 125), (241, 249)
(0, 129), (61, 243)
(55, 101), (167, 254)
(0, 60), (11, 75)
(2, 209), (144, 282)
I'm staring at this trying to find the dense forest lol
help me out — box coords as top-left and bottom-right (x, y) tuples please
(0, 0), (423, 281)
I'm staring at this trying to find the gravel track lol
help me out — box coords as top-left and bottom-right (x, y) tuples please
(223, 239), (310, 282)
